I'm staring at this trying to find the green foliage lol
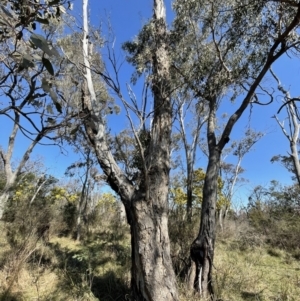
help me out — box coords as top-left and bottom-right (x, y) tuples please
(112, 129), (151, 181)
(171, 168), (230, 209)
(168, 206), (199, 279)
(0, 0), (67, 75)
(4, 0), (67, 28)
(247, 182), (300, 251)
(30, 33), (60, 58)
(61, 201), (77, 236)
(97, 192), (116, 210)
(122, 22), (156, 83)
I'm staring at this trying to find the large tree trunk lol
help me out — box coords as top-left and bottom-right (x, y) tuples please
(126, 0), (179, 292)
(127, 192), (177, 301)
(124, 0), (178, 298)
(81, 0), (178, 299)
(191, 147), (220, 299)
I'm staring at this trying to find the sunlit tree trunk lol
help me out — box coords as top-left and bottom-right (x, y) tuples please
(0, 120), (43, 218)
(81, 0), (178, 299)
(125, 192), (177, 301)
(271, 69), (300, 186)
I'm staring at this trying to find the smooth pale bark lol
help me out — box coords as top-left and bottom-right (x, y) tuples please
(177, 103), (207, 222)
(81, 0), (178, 299)
(271, 69), (300, 186)
(0, 120), (43, 218)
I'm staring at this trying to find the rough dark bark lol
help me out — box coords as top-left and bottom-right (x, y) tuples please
(126, 192), (177, 301)
(191, 147), (220, 299)
(186, 167), (193, 221)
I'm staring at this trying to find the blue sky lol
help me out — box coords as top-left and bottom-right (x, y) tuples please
(1, 0), (299, 204)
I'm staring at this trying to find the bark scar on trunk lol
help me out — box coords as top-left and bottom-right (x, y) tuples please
(190, 237), (214, 297)
(190, 240), (204, 293)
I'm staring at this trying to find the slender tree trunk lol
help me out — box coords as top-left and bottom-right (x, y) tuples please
(217, 208), (223, 232)
(76, 199), (84, 241)
(186, 162), (193, 222)
(0, 191), (10, 218)
(191, 147), (220, 298)
(0, 175), (16, 218)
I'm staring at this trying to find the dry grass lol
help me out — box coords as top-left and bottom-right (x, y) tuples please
(0, 221), (131, 301)
(0, 219), (300, 301)
(213, 242), (300, 301)
(178, 220), (300, 301)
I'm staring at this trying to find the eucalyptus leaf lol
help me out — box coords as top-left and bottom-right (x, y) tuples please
(47, 117), (56, 124)
(32, 54), (42, 61)
(54, 101), (62, 113)
(20, 54), (35, 69)
(0, 5), (14, 19)
(58, 5), (66, 14)
(49, 0), (60, 5)
(70, 126), (79, 135)
(36, 17), (49, 25)
(46, 104), (54, 114)
(49, 89), (59, 104)
(41, 78), (51, 93)
(42, 57), (55, 76)
(42, 78), (59, 108)
(30, 33), (60, 57)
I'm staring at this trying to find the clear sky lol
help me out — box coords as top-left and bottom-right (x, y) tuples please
(1, 0), (299, 205)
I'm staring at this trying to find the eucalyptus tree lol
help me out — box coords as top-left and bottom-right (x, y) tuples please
(270, 69), (300, 186)
(219, 129), (264, 229)
(64, 132), (100, 241)
(79, 0), (178, 300)
(0, 0), (69, 42)
(173, 96), (208, 222)
(0, 5), (74, 218)
(172, 0), (300, 298)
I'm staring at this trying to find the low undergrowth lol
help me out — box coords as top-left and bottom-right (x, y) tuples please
(0, 216), (299, 300)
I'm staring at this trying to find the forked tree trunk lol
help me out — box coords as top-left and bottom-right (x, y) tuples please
(81, 0), (178, 299)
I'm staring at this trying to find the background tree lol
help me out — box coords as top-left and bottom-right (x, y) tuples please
(219, 129), (264, 230)
(174, 97), (208, 222)
(247, 180), (300, 251)
(0, 2), (74, 218)
(64, 141), (101, 241)
(270, 69), (300, 185)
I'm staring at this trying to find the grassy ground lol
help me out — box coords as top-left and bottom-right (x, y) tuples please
(179, 220), (300, 301)
(0, 219), (299, 301)
(214, 241), (300, 300)
(0, 221), (131, 301)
